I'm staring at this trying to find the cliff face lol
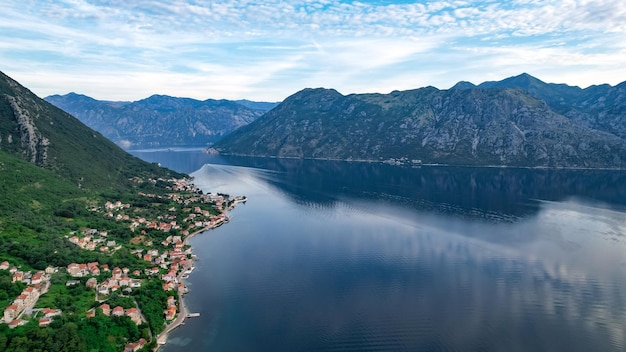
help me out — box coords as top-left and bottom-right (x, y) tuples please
(45, 93), (277, 149)
(215, 76), (626, 168)
(3, 95), (49, 166)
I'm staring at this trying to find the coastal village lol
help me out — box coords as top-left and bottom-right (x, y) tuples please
(0, 176), (245, 351)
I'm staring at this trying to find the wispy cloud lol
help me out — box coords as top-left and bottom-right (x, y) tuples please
(1, 0), (625, 100)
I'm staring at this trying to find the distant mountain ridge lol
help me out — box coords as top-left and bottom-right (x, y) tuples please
(0, 71), (178, 190)
(214, 74), (626, 169)
(45, 93), (278, 149)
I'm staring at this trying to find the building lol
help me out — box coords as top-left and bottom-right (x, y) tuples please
(112, 306), (124, 316)
(112, 267), (122, 279)
(119, 277), (130, 286)
(86, 308), (96, 318)
(98, 285), (109, 296)
(12, 271), (24, 283)
(86, 277), (98, 288)
(124, 338), (147, 352)
(99, 303), (111, 316)
(39, 317), (52, 327)
(67, 263), (88, 277)
(3, 305), (19, 323)
(41, 308), (60, 318)
(164, 306), (176, 321)
(31, 272), (44, 285)
(45, 266), (57, 274)
(125, 308), (141, 324)
(13, 294), (28, 307)
(8, 319), (24, 329)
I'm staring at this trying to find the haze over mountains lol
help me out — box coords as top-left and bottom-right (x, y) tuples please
(45, 93), (277, 149)
(215, 73), (626, 168)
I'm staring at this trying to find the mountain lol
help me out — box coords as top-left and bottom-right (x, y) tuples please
(234, 99), (279, 111)
(450, 81), (477, 90)
(45, 93), (278, 149)
(214, 78), (626, 168)
(0, 71), (178, 190)
(455, 73), (626, 139)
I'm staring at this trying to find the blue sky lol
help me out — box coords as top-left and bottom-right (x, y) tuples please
(1, 0), (625, 101)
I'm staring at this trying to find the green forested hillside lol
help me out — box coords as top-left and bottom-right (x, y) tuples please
(0, 142), (149, 351)
(0, 146), (215, 351)
(0, 151), (99, 268)
(0, 71), (198, 351)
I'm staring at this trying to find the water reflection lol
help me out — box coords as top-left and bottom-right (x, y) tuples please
(132, 151), (626, 219)
(169, 183), (626, 351)
(129, 151), (626, 352)
(182, 154), (626, 221)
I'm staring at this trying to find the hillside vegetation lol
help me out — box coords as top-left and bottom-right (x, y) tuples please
(0, 71), (212, 351)
(0, 145), (233, 351)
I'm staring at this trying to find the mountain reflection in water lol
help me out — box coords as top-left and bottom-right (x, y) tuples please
(131, 150), (626, 352)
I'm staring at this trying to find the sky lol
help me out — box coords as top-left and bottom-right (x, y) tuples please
(1, 0), (625, 102)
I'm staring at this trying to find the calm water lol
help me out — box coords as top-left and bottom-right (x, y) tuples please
(133, 150), (626, 352)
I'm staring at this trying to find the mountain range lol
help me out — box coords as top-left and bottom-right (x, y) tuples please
(45, 93), (278, 149)
(214, 73), (626, 169)
(0, 71), (178, 190)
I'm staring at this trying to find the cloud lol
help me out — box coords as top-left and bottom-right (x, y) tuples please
(1, 0), (625, 100)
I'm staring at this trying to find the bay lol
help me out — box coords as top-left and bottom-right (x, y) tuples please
(132, 149), (626, 352)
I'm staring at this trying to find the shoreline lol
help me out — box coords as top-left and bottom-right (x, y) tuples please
(216, 152), (626, 171)
(154, 197), (246, 350)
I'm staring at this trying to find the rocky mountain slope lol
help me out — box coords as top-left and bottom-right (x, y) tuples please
(454, 73), (626, 139)
(214, 75), (626, 168)
(45, 93), (277, 149)
(0, 71), (178, 190)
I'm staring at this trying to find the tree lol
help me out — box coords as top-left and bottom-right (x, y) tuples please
(51, 322), (86, 352)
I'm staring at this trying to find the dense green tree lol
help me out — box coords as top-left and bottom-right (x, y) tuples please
(133, 280), (168, 334)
